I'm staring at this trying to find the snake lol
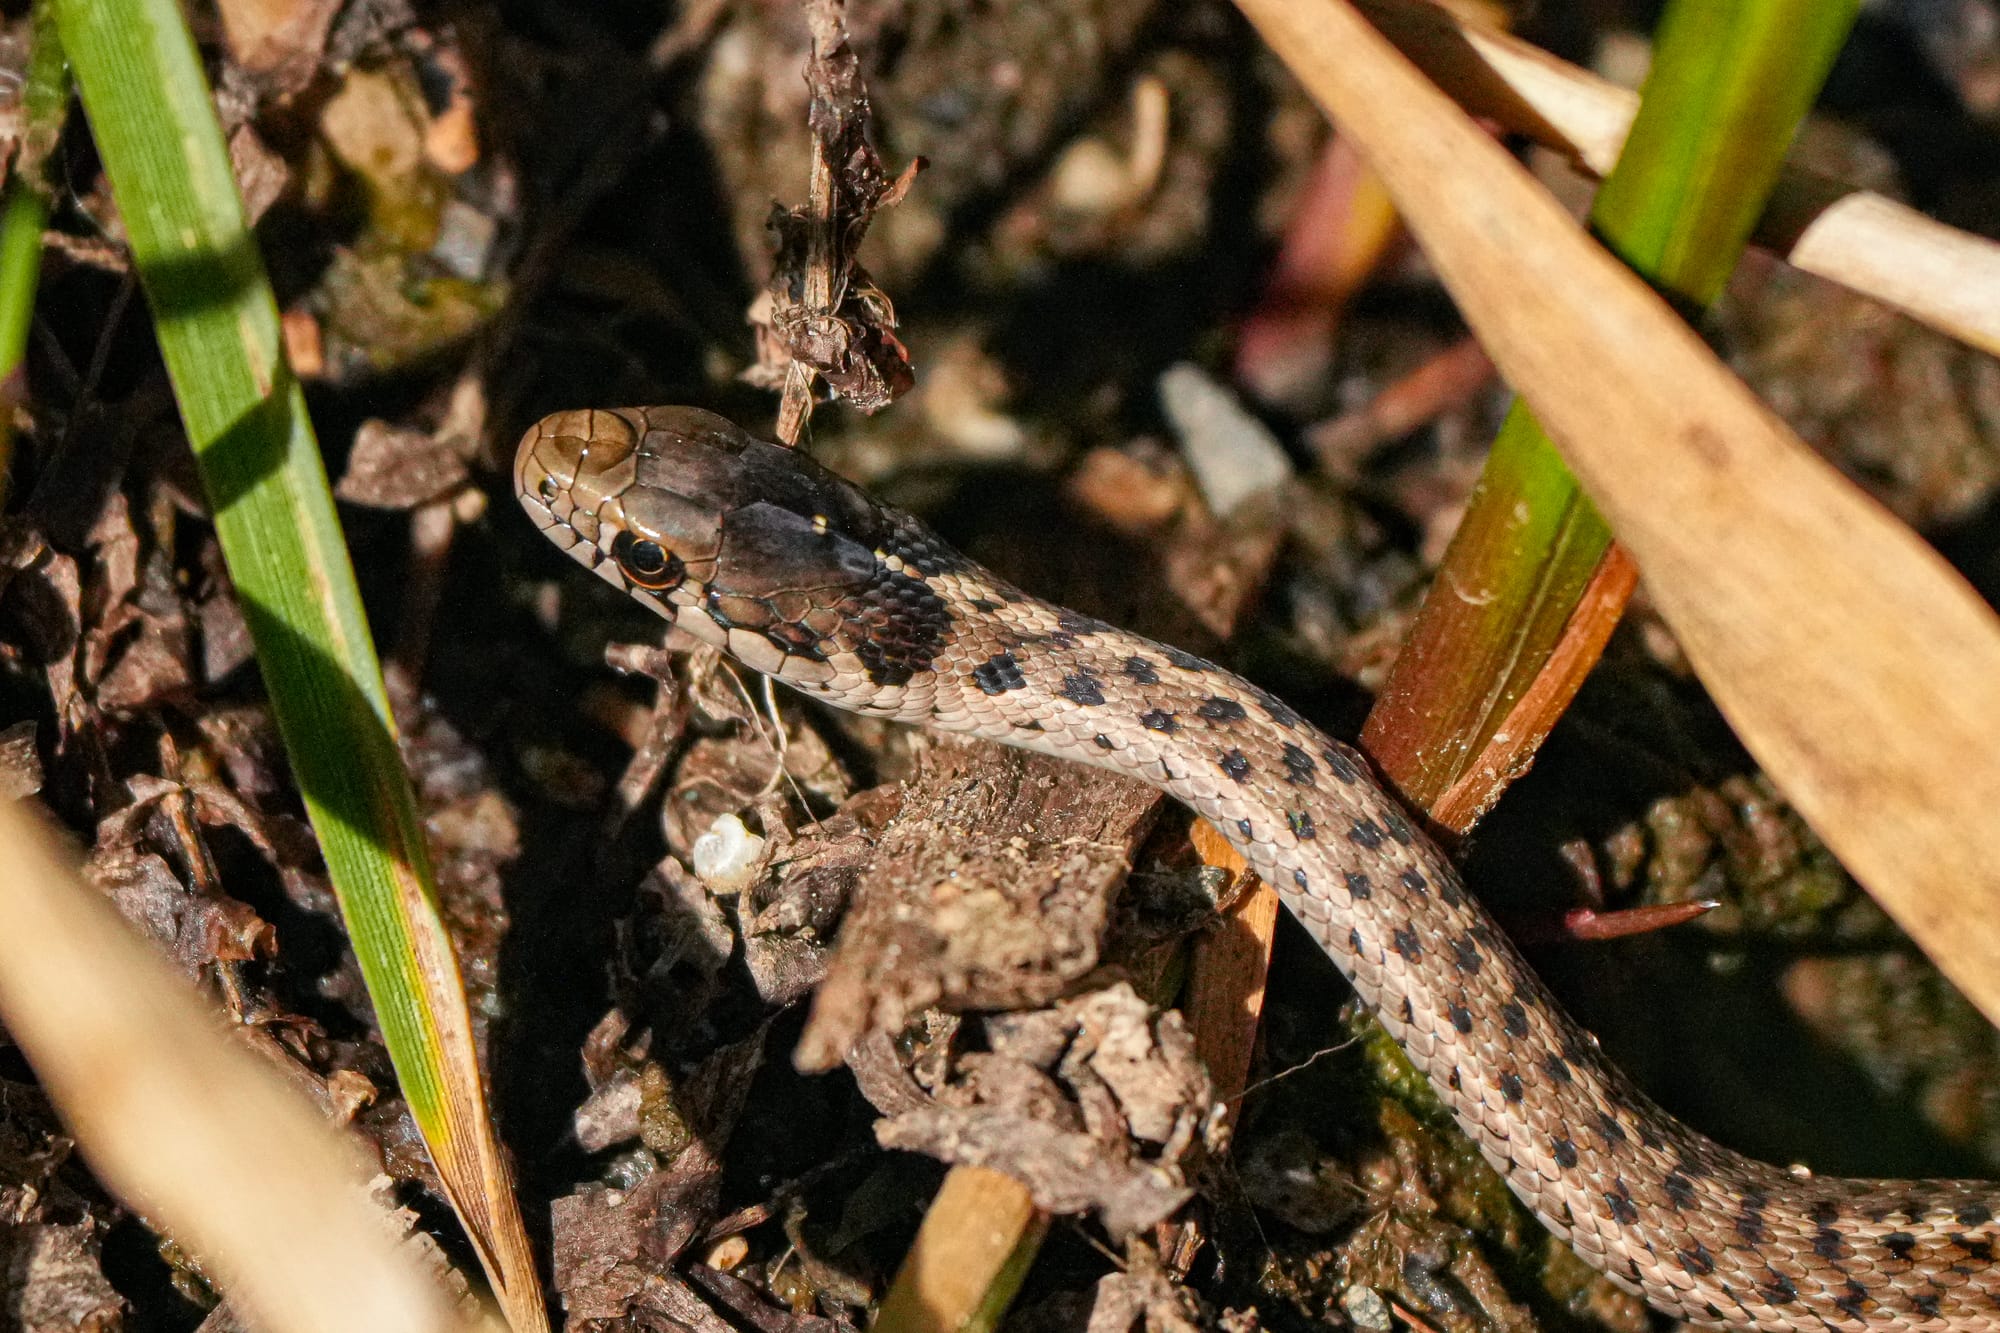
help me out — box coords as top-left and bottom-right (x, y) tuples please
(514, 404), (2000, 1331)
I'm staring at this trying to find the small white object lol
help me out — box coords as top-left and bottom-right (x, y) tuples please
(1340, 1284), (1392, 1333)
(690, 813), (767, 895)
(1158, 363), (1292, 518)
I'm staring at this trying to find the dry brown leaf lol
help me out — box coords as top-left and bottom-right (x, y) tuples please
(1236, 0), (2000, 1029)
(1357, 0), (2000, 356)
(0, 801), (477, 1333)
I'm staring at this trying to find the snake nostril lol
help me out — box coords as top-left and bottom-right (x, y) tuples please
(538, 476), (559, 502)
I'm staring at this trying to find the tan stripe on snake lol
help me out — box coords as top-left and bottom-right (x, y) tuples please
(516, 405), (2000, 1331)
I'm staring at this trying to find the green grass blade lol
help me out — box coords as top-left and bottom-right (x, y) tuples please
(1364, 0), (1861, 814)
(0, 2), (67, 499)
(49, 1), (546, 1326)
(0, 186), (46, 387)
(1595, 0), (1860, 305)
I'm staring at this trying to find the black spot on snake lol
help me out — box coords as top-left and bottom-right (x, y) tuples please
(1381, 807), (1415, 845)
(1760, 1273), (1800, 1306)
(1834, 1285), (1869, 1320)
(1197, 696), (1248, 723)
(1280, 743), (1315, 785)
(1253, 688), (1304, 730)
(1321, 745), (1362, 783)
(1288, 809), (1316, 840)
(1348, 927), (1365, 956)
(1348, 818), (1384, 849)
(1448, 1002), (1473, 1034)
(1292, 868), (1308, 892)
(1680, 1243), (1717, 1276)
(1161, 645), (1210, 673)
(1553, 1136), (1579, 1169)
(1545, 1054), (1575, 1085)
(1450, 936), (1482, 975)
(1813, 1228), (1850, 1262)
(1056, 610), (1105, 636)
(1094, 734), (1114, 750)
(1962, 1205), (1996, 1227)
(1501, 1000), (1529, 1038)
(1123, 655), (1161, 684)
(970, 598), (1001, 613)
(1392, 927), (1421, 961)
(1345, 871), (1371, 900)
(1597, 1111), (1627, 1145)
(1218, 749), (1251, 782)
(882, 526), (958, 578)
(973, 652), (1027, 695)
(1237, 818), (1253, 841)
(852, 569), (952, 687)
(1500, 1071), (1525, 1103)
(1885, 1232), (1920, 1264)
(1139, 709), (1178, 733)
(1060, 672), (1106, 706)
(1666, 1173), (1699, 1211)
(1399, 867), (1427, 896)
(1607, 1187), (1640, 1226)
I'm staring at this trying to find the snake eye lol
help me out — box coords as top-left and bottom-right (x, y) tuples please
(613, 531), (684, 591)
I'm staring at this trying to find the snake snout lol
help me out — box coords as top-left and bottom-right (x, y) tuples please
(514, 408), (647, 531)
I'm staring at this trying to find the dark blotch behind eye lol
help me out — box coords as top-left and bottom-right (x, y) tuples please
(613, 531), (684, 590)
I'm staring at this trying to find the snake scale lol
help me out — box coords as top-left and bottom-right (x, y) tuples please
(515, 405), (2000, 1330)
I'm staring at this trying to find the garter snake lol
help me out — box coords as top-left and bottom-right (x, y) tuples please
(516, 404), (2000, 1331)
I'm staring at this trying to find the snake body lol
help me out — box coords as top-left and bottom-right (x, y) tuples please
(516, 405), (2000, 1330)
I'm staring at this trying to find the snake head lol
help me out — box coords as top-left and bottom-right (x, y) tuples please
(514, 406), (910, 674)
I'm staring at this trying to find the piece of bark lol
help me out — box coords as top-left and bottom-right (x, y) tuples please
(796, 735), (1160, 1071)
(552, 1024), (770, 1322)
(873, 985), (1216, 1239)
